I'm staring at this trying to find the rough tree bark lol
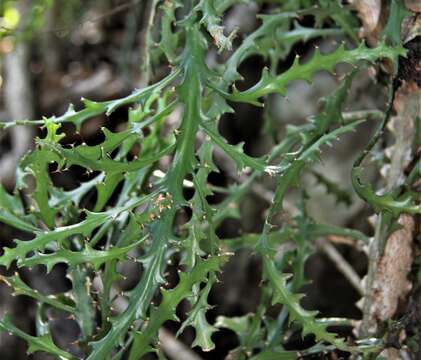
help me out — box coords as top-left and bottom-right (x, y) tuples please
(357, 3), (420, 358)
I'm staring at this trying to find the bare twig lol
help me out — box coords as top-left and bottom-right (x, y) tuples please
(159, 328), (204, 360)
(316, 238), (364, 296)
(41, 66), (127, 109)
(327, 234), (365, 251)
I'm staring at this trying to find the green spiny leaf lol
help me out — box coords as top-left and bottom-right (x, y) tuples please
(352, 166), (421, 216)
(0, 210), (110, 268)
(166, 21), (207, 204)
(0, 315), (74, 359)
(178, 279), (217, 351)
(198, 0), (235, 51)
(222, 41), (405, 104)
(0, 273), (75, 313)
(128, 255), (228, 359)
(68, 266), (95, 339)
(20, 235), (147, 272)
(263, 257), (349, 351)
(382, 0), (410, 45)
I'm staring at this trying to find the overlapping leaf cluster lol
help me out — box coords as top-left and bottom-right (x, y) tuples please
(0, 1), (416, 359)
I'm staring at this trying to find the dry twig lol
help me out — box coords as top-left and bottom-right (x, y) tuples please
(316, 238), (364, 296)
(159, 328), (204, 360)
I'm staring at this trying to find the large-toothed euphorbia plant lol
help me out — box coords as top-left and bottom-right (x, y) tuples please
(0, 1), (419, 359)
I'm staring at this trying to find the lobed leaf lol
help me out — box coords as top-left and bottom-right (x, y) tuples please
(0, 315), (74, 360)
(128, 255), (228, 359)
(221, 41), (405, 105)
